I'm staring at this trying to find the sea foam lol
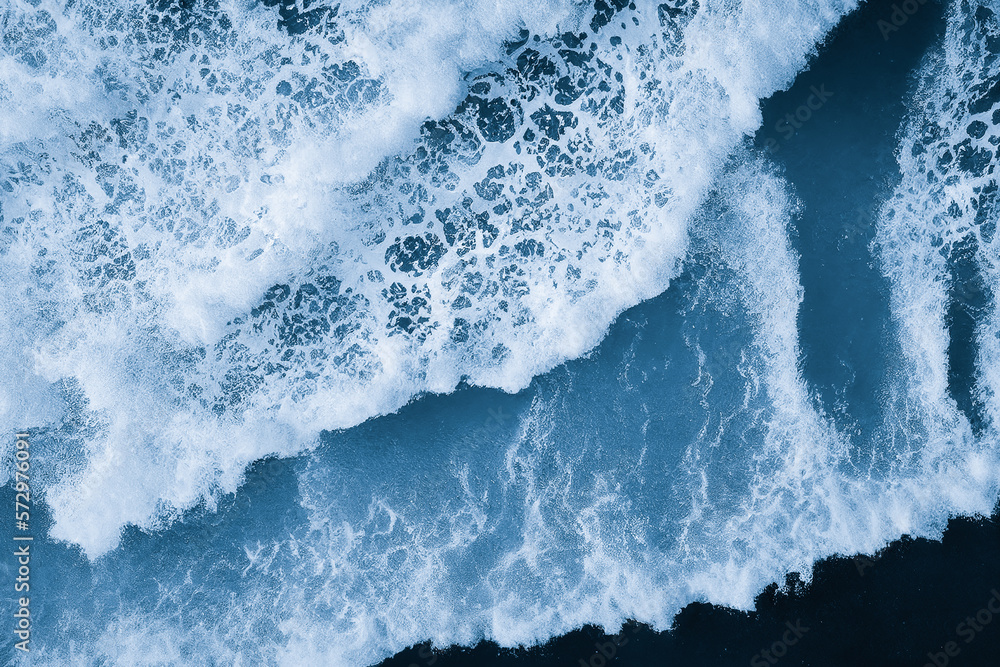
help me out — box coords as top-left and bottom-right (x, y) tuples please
(15, 3), (1000, 664)
(1, 0), (857, 556)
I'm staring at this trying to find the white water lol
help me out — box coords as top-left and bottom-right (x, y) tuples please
(13, 2), (1000, 664)
(1, 0), (857, 556)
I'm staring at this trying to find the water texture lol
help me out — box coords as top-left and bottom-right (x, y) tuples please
(1, 0), (999, 664)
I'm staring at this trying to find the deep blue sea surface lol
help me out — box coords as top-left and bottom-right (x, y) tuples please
(2, 0), (1000, 664)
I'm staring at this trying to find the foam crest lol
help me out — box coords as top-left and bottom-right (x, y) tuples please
(876, 0), (1000, 451)
(17, 3), (1000, 665)
(36, 154), (938, 667)
(28, 140), (1000, 667)
(1, 0), (860, 556)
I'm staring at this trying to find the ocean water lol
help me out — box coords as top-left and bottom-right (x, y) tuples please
(1, 0), (999, 664)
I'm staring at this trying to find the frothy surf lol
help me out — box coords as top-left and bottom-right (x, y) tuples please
(4, 0), (1000, 666)
(2, 0), (855, 555)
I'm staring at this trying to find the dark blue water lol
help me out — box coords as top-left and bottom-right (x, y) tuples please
(379, 510), (1000, 667)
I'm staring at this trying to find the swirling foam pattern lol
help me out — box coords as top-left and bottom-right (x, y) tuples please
(9, 1), (1000, 666)
(0, 0), (853, 555)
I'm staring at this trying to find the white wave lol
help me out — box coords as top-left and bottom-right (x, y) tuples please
(1, 0), (858, 557)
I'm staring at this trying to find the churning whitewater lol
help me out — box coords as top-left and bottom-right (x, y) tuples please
(1, 0), (1000, 664)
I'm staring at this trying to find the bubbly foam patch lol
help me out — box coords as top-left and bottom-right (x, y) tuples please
(14, 2), (1000, 666)
(2, 0), (857, 556)
(876, 0), (1000, 451)
(32, 147), (1000, 667)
